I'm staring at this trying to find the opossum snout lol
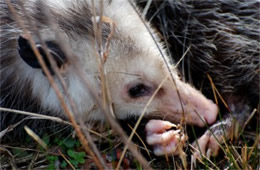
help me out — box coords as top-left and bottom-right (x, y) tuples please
(155, 79), (219, 127)
(119, 73), (218, 127)
(172, 80), (219, 127)
(188, 96), (219, 126)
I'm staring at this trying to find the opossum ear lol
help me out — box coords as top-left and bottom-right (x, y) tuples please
(17, 35), (67, 75)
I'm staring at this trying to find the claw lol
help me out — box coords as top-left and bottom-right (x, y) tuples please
(146, 129), (181, 145)
(145, 119), (176, 135)
(145, 119), (186, 156)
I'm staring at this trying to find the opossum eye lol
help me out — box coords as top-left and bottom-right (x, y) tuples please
(17, 35), (67, 75)
(128, 83), (152, 98)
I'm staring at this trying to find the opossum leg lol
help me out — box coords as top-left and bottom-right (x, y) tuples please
(192, 96), (252, 160)
(145, 120), (187, 156)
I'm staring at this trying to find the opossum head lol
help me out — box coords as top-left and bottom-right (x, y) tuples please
(2, 0), (218, 127)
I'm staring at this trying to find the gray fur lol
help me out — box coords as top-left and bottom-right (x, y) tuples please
(139, 0), (259, 99)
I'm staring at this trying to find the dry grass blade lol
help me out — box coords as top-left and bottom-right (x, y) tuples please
(179, 149), (187, 170)
(222, 137), (240, 169)
(1, 145), (60, 156)
(0, 107), (71, 125)
(0, 147), (18, 169)
(207, 74), (229, 109)
(91, 0), (110, 116)
(0, 116), (29, 139)
(142, 0), (152, 18)
(58, 149), (76, 170)
(100, 16), (116, 63)
(127, 124), (151, 157)
(78, 119), (108, 169)
(173, 46), (191, 69)
(24, 126), (48, 150)
(0, 107), (106, 140)
(248, 134), (259, 161)
(190, 144), (219, 170)
(241, 144), (248, 169)
(28, 151), (40, 170)
(239, 109), (257, 137)
(230, 144), (244, 168)
(207, 74), (219, 105)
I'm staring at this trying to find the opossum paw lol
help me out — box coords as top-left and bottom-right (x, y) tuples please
(191, 130), (220, 162)
(145, 119), (187, 156)
(192, 117), (234, 161)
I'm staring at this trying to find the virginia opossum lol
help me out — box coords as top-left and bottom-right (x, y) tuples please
(137, 0), (259, 157)
(0, 0), (219, 156)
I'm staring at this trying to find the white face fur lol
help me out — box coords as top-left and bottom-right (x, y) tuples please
(10, 0), (218, 127)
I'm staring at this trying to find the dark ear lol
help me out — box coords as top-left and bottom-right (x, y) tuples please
(18, 35), (42, 69)
(17, 35), (67, 75)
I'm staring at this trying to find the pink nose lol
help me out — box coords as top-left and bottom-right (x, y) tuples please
(199, 101), (218, 125)
(175, 80), (219, 127)
(187, 96), (219, 127)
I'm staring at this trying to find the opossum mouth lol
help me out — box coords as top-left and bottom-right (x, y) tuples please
(146, 111), (181, 124)
(147, 108), (217, 127)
